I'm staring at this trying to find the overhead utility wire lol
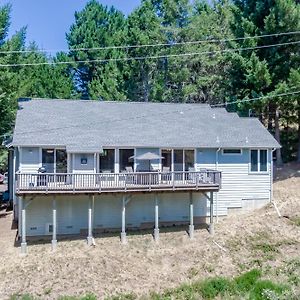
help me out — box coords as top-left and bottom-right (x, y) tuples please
(0, 30), (299, 54)
(7, 89), (300, 137)
(211, 91), (300, 107)
(0, 40), (299, 68)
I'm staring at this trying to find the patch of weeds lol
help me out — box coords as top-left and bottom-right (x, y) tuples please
(10, 295), (37, 300)
(234, 269), (262, 292)
(250, 258), (263, 268)
(187, 267), (199, 279)
(249, 280), (287, 300)
(284, 259), (300, 286)
(252, 243), (278, 254)
(290, 217), (300, 227)
(43, 288), (52, 295)
(198, 277), (235, 299)
(203, 264), (215, 273)
(105, 293), (136, 300)
(59, 294), (97, 300)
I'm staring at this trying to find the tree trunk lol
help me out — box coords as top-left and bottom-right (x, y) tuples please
(274, 107), (283, 166)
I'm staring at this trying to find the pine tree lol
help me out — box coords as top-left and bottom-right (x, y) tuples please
(66, 0), (127, 100)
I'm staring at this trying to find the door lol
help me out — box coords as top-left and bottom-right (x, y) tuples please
(42, 149), (55, 173)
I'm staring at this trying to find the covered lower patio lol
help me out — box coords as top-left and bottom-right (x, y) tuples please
(18, 190), (216, 255)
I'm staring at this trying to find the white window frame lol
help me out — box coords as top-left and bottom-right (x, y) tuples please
(249, 149), (269, 174)
(222, 149), (242, 155)
(161, 148), (196, 172)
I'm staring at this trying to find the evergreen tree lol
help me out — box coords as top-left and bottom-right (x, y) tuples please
(66, 0), (127, 100)
(126, 0), (165, 102)
(229, 0), (300, 163)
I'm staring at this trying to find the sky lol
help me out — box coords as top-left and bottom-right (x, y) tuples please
(5, 0), (141, 51)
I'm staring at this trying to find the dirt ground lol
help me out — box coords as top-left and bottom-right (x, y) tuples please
(0, 164), (299, 300)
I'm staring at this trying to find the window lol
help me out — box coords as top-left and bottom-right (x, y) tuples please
(42, 149), (55, 173)
(250, 150), (268, 173)
(42, 149), (67, 173)
(184, 150), (195, 171)
(260, 150), (267, 172)
(161, 149), (195, 172)
(100, 149), (115, 173)
(56, 149), (67, 173)
(119, 149), (134, 172)
(81, 157), (88, 165)
(162, 149), (172, 170)
(174, 150), (184, 171)
(223, 149), (242, 155)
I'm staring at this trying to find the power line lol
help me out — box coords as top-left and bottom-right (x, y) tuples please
(0, 30), (299, 55)
(0, 40), (299, 68)
(211, 91), (300, 107)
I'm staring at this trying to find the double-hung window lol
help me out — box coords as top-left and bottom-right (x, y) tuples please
(250, 149), (268, 173)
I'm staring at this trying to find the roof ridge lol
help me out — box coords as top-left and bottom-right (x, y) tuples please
(30, 98), (211, 106)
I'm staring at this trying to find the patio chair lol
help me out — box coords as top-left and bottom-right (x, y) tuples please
(125, 166), (135, 184)
(161, 166), (171, 183)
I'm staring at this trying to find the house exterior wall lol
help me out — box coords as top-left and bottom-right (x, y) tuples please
(73, 153), (95, 173)
(19, 147), (40, 173)
(196, 148), (272, 215)
(16, 146), (273, 237)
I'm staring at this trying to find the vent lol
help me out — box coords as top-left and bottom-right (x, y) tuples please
(30, 227), (37, 231)
(66, 225), (73, 229)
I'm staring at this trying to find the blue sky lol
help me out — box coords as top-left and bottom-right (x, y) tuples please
(6, 0), (141, 51)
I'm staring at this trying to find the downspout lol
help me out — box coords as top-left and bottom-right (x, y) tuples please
(215, 148), (221, 223)
(270, 148), (281, 217)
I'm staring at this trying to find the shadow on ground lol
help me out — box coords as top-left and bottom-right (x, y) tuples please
(274, 162), (300, 182)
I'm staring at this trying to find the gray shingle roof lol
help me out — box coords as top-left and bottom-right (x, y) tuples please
(12, 98), (280, 150)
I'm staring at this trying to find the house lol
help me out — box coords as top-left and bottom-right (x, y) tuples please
(11, 98), (280, 254)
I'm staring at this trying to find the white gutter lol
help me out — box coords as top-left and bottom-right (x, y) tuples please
(215, 148), (221, 223)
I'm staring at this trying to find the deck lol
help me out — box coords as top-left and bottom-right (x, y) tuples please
(15, 170), (221, 195)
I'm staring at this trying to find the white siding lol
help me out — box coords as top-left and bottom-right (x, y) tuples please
(73, 154), (95, 173)
(23, 192), (209, 237)
(20, 147), (40, 173)
(196, 148), (272, 216)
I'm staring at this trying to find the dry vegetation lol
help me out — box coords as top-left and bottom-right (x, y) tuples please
(0, 164), (299, 300)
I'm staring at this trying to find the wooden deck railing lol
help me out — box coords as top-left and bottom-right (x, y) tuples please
(15, 170), (221, 194)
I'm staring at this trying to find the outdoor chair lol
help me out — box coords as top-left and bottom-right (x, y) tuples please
(161, 166), (171, 183)
(125, 166), (135, 184)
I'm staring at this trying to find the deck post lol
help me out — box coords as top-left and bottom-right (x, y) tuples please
(121, 195), (127, 244)
(51, 197), (57, 250)
(189, 192), (194, 239)
(87, 195), (93, 246)
(20, 197), (27, 255)
(154, 194), (159, 242)
(209, 191), (214, 235)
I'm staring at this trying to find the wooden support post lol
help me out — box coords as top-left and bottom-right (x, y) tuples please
(51, 197), (57, 250)
(209, 191), (214, 235)
(20, 197), (27, 255)
(87, 195), (93, 246)
(154, 194), (159, 242)
(189, 192), (194, 239)
(121, 195), (127, 244)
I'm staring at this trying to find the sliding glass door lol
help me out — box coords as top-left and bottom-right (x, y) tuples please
(42, 149), (67, 173)
(99, 149), (115, 173)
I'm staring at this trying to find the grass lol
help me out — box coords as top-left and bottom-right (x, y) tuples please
(9, 269), (291, 300)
